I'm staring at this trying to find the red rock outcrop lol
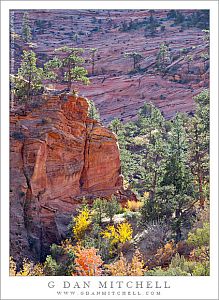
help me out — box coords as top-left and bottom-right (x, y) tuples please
(10, 94), (125, 262)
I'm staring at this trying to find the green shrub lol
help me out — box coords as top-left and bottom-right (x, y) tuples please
(92, 198), (107, 225)
(43, 255), (60, 275)
(187, 223), (210, 248)
(105, 196), (120, 222)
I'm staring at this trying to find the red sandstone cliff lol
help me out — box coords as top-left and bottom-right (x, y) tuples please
(10, 94), (125, 262)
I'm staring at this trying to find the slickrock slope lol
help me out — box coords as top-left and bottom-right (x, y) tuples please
(10, 94), (125, 262)
(11, 9), (209, 123)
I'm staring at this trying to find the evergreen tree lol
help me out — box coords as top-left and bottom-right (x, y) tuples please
(90, 48), (97, 75)
(43, 57), (61, 81)
(92, 198), (107, 225)
(200, 52), (209, 71)
(187, 90), (209, 208)
(161, 113), (196, 241)
(137, 104), (167, 201)
(112, 120), (139, 187)
(156, 42), (170, 73)
(109, 118), (123, 135)
(52, 46), (90, 90)
(124, 52), (144, 72)
(148, 10), (158, 36)
(185, 55), (193, 73)
(135, 104), (170, 221)
(88, 99), (100, 121)
(12, 50), (44, 102)
(22, 12), (32, 43)
(72, 33), (79, 44)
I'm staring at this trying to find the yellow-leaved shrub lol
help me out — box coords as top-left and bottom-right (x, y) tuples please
(117, 222), (133, 243)
(101, 222), (133, 247)
(72, 207), (91, 240)
(10, 257), (44, 276)
(126, 200), (143, 212)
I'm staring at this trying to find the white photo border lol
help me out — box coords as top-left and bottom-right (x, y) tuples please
(1, 1), (218, 300)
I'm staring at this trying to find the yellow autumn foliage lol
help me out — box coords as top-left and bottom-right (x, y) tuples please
(61, 239), (75, 254)
(117, 222), (133, 243)
(72, 207), (91, 240)
(9, 256), (17, 276)
(126, 200), (143, 212)
(101, 222), (133, 246)
(10, 257), (44, 276)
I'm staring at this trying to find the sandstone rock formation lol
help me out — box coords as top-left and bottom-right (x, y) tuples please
(10, 94), (125, 262)
(11, 9), (209, 124)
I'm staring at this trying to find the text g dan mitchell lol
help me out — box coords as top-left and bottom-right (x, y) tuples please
(48, 280), (171, 289)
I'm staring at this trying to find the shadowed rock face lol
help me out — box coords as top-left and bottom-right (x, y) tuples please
(10, 95), (124, 262)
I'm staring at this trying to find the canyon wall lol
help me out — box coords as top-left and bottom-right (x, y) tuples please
(11, 9), (209, 123)
(10, 94), (124, 262)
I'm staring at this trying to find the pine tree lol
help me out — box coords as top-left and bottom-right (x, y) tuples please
(156, 42), (170, 73)
(88, 99), (100, 121)
(137, 103), (168, 221)
(109, 118), (123, 135)
(43, 57), (62, 81)
(90, 48), (97, 75)
(161, 113), (196, 241)
(148, 10), (158, 36)
(12, 50), (44, 102)
(124, 52), (144, 72)
(22, 12), (32, 43)
(185, 55), (193, 73)
(92, 198), (107, 225)
(187, 90), (209, 208)
(52, 46), (90, 90)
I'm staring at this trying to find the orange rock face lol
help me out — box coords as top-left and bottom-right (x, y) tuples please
(10, 95), (124, 262)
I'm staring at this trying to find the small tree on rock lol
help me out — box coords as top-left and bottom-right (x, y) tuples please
(124, 52), (144, 72)
(88, 99), (100, 121)
(22, 12), (32, 43)
(52, 46), (90, 90)
(90, 48), (97, 75)
(156, 42), (170, 73)
(11, 50), (45, 102)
